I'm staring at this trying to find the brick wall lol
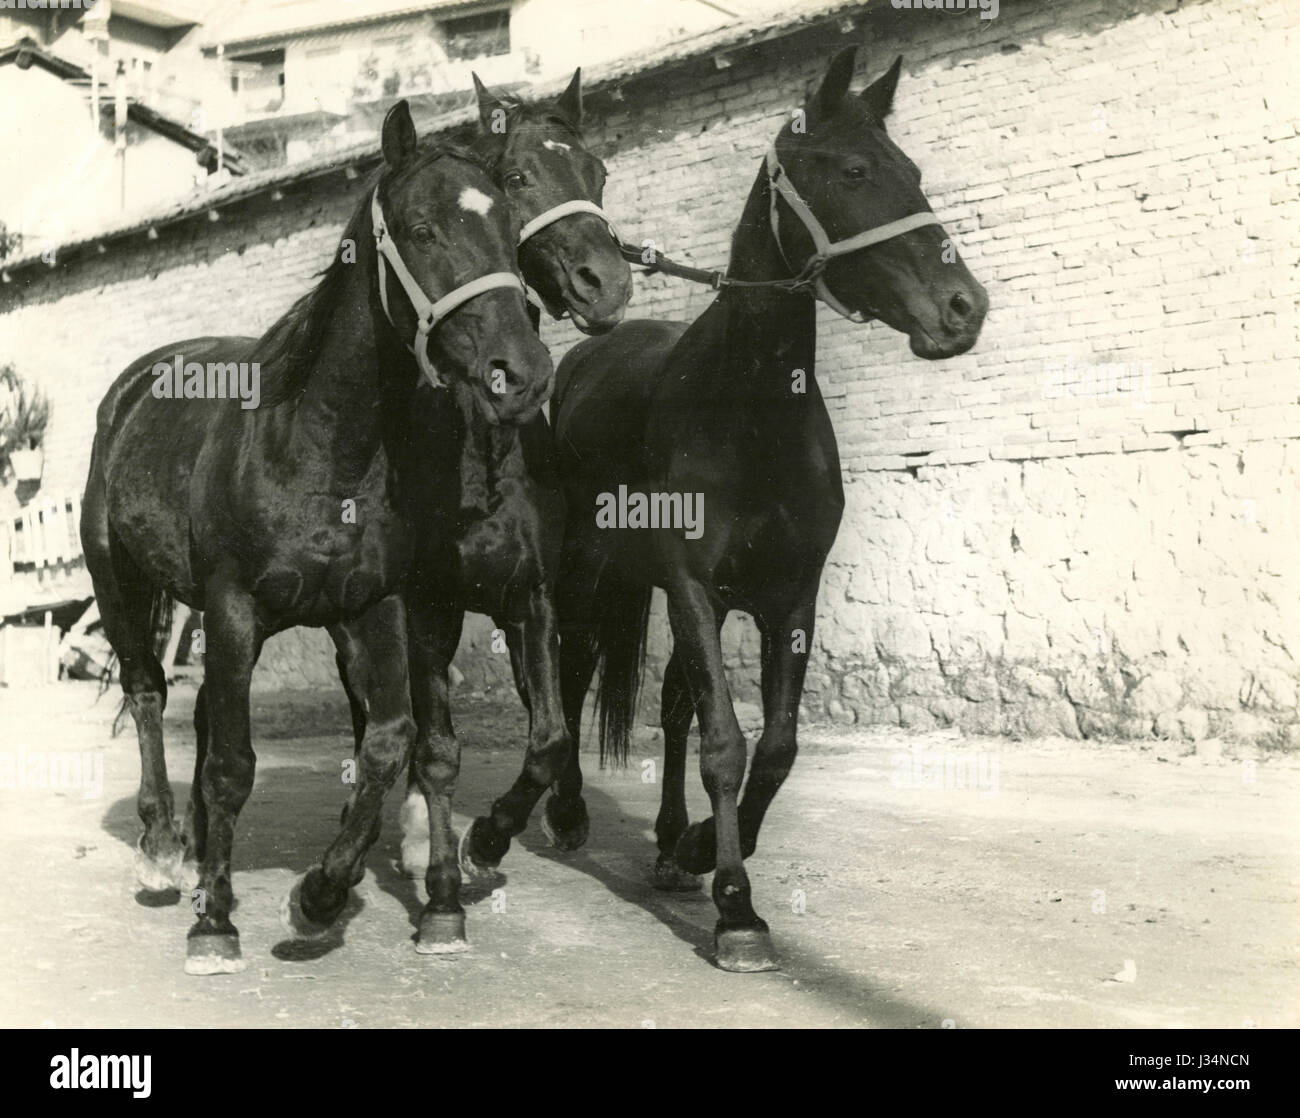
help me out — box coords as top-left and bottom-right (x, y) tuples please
(2, 0), (1296, 744)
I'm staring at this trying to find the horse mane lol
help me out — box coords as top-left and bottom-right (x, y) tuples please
(253, 142), (487, 408)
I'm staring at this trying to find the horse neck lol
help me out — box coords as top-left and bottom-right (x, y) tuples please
(450, 383), (516, 514)
(713, 161), (819, 389)
(290, 233), (405, 487)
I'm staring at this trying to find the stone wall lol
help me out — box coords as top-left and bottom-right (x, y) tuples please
(2, 0), (1296, 744)
(562, 0), (1300, 747)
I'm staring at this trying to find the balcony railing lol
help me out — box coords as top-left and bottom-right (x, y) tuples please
(9, 493), (82, 573)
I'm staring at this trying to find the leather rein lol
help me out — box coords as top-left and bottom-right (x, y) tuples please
(616, 145), (942, 323)
(371, 144), (943, 385)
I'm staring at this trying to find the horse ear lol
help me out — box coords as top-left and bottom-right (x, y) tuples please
(381, 99), (417, 170)
(555, 67), (583, 127)
(811, 45), (857, 117)
(473, 72), (505, 132)
(860, 55), (903, 121)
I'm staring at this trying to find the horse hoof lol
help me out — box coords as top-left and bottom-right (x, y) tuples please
(541, 794), (589, 852)
(457, 823), (504, 885)
(652, 855), (703, 892)
(184, 932), (245, 976)
(714, 927), (779, 973)
(673, 821), (717, 875)
(279, 868), (337, 941)
(415, 909), (469, 955)
(398, 841), (429, 880)
(134, 836), (183, 893)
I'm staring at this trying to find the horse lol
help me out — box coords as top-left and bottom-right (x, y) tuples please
(546, 47), (989, 971)
(322, 71), (633, 953)
(81, 101), (553, 974)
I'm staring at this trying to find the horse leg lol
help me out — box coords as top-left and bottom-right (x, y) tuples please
(87, 529), (184, 894)
(333, 627), (369, 751)
(177, 681), (208, 892)
(407, 603), (470, 952)
(506, 627), (531, 713)
(462, 589), (573, 873)
(664, 577), (776, 972)
(389, 605), (461, 878)
(651, 649), (703, 891)
(280, 595), (415, 939)
(661, 590), (817, 868)
(544, 617), (597, 851)
(331, 614), (435, 878)
(327, 622), (370, 830)
(736, 592), (817, 859)
(185, 573), (261, 975)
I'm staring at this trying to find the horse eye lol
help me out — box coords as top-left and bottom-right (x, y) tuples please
(411, 225), (435, 244)
(845, 165), (868, 182)
(504, 171), (527, 190)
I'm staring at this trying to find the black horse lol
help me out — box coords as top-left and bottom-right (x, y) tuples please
(322, 72), (633, 953)
(548, 48), (989, 971)
(82, 102), (553, 974)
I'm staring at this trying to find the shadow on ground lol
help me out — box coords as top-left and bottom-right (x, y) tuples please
(95, 683), (946, 1025)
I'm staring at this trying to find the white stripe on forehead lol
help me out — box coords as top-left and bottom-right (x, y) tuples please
(542, 139), (572, 153)
(458, 187), (494, 215)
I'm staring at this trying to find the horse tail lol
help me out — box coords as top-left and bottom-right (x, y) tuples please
(592, 577), (653, 768)
(109, 590), (174, 737)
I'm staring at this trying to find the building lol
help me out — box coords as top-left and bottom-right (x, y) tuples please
(0, 0), (1294, 744)
(0, 23), (245, 260)
(0, 0), (749, 674)
(202, 0), (738, 166)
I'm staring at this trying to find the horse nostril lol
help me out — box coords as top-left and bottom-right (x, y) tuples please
(950, 291), (972, 319)
(574, 265), (602, 295)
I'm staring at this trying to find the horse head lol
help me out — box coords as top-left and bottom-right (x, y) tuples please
(378, 100), (553, 424)
(474, 69), (632, 335)
(772, 48), (988, 358)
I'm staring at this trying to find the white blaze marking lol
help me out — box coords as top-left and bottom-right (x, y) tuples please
(543, 139), (572, 153)
(458, 187), (494, 215)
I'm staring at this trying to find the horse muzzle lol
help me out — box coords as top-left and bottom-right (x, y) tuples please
(908, 277), (988, 359)
(471, 333), (554, 426)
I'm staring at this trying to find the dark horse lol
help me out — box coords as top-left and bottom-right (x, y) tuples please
(547, 48), (989, 971)
(323, 71), (632, 953)
(81, 102), (553, 973)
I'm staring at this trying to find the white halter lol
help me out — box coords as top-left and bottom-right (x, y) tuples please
(371, 187), (524, 388)
(765, 146), (943, 323)
(515, 198), (620, 316)
(517, 198), (618, 247)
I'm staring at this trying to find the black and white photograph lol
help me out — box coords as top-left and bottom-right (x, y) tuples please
(0, 0), (1294, 1069)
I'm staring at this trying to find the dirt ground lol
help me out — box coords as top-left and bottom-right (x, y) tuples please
(1, 679), (1296, 1028)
